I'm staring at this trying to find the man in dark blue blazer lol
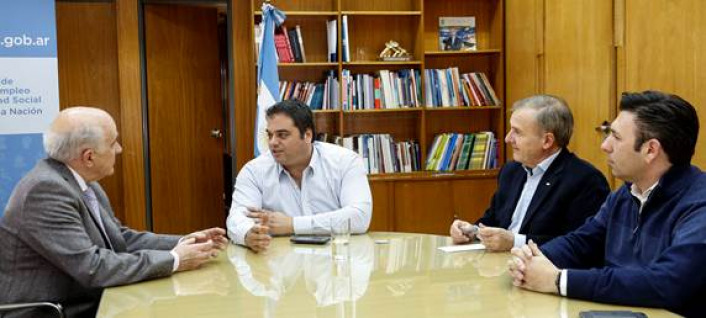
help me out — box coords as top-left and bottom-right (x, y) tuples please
(450, 95), (610, 251)
(508, 91), (706, 317)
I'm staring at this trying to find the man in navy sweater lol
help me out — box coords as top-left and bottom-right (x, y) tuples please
(508, 91), (706, 317)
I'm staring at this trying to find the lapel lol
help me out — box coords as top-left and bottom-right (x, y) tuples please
(87, 183), (127, 252)
(48, 159), (116, 250)
(519, 150), (570, 231)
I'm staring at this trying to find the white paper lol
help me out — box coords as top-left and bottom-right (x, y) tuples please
(438, 243), (486, 253)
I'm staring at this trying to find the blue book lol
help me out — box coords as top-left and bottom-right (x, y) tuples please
(310, 84), (324, 110)
(439, 133), (458, 171)
(433, 70), (441, 106)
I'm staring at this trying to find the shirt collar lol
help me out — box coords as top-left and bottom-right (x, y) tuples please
(630, 181), (659, 206)
(67, 166), (89, 192)
(524, 149), (562, 176)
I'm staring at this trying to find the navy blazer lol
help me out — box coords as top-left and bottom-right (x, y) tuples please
(476, 149), (610, 245)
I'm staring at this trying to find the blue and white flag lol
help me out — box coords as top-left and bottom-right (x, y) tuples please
(255, 4), (285, 156)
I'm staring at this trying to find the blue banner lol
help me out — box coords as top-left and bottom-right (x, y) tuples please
(0, 0), (60, 215)
(254, 4), (285, 156)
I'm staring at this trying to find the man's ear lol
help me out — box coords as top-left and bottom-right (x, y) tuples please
(542, 132), (556, 150)
(81, 148), (94, 168)
(643, 138), (661, 163)
(304, 129), (313, 143)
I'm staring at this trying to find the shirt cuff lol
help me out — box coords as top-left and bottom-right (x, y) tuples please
(170, 250), (180, 272)
(292, 215), (314, 235)
(513, 233), (527, 249)
(560, 269), (568, 296)
(231, 222), (255, 246)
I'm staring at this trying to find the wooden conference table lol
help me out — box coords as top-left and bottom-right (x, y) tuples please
(97, 232), (677, 318)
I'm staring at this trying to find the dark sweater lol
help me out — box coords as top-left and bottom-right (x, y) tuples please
(542, 165), (706, 317)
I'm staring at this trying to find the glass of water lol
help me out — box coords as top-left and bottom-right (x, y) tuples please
(331, 218), (351, 260)
(331, 218), (351, 245)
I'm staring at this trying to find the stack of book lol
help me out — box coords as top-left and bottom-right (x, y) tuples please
(424, 69), (501, 107)
(425, 132), (498, 171)
(279, 71), (339, 110)
(339, 134), (421, 174)
(265, 25), (306, 63)
(342, 69), (422, 110)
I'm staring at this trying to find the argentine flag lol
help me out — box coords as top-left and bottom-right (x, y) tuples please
(255, 4), (285, 156)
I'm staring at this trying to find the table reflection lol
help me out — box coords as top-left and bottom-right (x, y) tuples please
(228, 234), (374, 314)
(97, 233), (678, 318)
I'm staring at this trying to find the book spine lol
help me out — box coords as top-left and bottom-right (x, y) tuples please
(295, 25), (306, 63)
(342, 15), (350, 62)
(280, 26), (295, 63)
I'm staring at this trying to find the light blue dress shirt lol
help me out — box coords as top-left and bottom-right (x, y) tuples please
(507, 150), (561, 248)
(227, 142), (373, 245)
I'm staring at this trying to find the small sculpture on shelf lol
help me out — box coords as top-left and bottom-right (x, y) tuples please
(378, 40), (412, 61)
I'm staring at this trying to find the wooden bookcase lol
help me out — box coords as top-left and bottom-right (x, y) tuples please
(236, 0), (504, 235)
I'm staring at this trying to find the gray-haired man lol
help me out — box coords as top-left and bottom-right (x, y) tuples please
(0, 107), (227, 318)
(450, 95), (610, 251)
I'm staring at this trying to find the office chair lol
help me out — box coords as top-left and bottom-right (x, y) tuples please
(0, 302), (64, 318)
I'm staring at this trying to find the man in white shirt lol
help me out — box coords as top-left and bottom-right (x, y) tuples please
(227, 100), (372, 252)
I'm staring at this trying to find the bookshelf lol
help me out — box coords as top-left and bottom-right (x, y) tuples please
(237, 0), (505, 235)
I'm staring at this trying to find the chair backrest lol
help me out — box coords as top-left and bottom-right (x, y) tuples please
(0, 302), (64, 318)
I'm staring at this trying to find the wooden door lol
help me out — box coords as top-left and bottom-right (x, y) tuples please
(621, 0), (706, 169)
(506, 0), (614, 181)
(543, 0), (614, 178)
(144, 4), (225, 234)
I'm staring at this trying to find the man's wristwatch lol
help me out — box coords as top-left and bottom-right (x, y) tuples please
(555, 270), (562, 294)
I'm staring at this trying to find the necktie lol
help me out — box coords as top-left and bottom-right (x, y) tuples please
(83, 187), (113, 250)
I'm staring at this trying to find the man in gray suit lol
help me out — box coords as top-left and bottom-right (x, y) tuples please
(0, 107), (228, 318)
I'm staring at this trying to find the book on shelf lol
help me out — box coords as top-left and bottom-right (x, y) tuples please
(426, 132), (497, 171)
(295, 25), (306, 63)
(326, 19), (337, 62)
(342, 69), (421, 110)
(279, 71), (339, 110)
(424, 69), (500, 107)
(438, 16), (476, 51)
(340, 134), (420, 174)
(287, 27), (303, 63)
(342, 15), (350, 62)
(267, 24), (309, 63)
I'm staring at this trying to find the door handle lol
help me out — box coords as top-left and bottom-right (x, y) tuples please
(595, 120), (610, 134)
(210, 129), (223, 139)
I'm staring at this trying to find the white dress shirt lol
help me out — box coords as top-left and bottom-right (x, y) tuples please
(227, 142), (373, 245)
(507, 150), (562, 248)
(68, 167), (180, 272)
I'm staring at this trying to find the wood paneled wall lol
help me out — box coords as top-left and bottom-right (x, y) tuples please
(506, 0), (614, 180)
(56, 1), (125, 221)
(621, 0), (706, 169)
(508, 0), (706, 181)
(115, 0), (148, 230)
(231, 0), (257, 171)
(56, 0), (147, 230)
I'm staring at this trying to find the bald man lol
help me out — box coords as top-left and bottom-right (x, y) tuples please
(0, 107), (227, 318)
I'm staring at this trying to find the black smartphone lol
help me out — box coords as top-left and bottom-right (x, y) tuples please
(290, 235), (331, 245)
(579, 311), (647, 318)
